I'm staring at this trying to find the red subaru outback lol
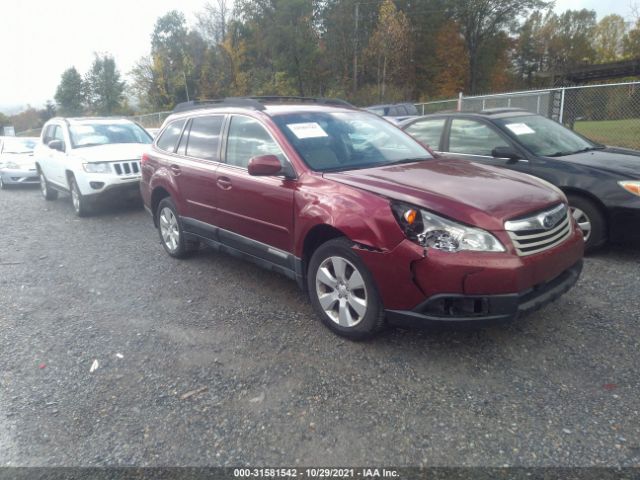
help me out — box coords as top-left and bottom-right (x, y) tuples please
(140, 98), (584, 339)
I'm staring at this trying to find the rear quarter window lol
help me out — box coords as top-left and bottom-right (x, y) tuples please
(156, 119), (186, 153)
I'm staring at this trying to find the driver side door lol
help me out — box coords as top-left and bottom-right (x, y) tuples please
(444, 118), (531, 175)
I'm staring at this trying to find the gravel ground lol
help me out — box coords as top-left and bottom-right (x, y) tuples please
(0, 186), (639, 468)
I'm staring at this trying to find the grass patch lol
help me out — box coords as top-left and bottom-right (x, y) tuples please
(574, 118), (640, 150)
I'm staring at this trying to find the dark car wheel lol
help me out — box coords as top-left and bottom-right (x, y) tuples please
(69, 176), (91, 217)
(0, 177), (7, 190)
(307, 237), (385, 340)
(39, 172), (58, 200)
(156, 197), (199, 258)
(567, 194), (606, 252)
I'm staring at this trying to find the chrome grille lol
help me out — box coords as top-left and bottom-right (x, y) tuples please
(113, 161), (140, 176)
(505, 204), (572, 256)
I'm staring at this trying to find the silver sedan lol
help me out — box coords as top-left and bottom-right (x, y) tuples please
(0, 137), (39, 189)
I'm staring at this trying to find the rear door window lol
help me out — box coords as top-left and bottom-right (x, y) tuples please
(404, 118), (446, 150)
(185, 115), (224, 161)
(156, 119), (186, 153)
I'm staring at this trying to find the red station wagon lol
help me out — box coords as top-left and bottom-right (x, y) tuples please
(140, 97), (584, 339)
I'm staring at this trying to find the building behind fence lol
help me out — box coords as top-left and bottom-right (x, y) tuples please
(416, 81), (640, 150)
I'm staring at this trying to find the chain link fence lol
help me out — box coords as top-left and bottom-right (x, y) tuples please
(416, 81), (640, 150)
(129, 111), (172, 129)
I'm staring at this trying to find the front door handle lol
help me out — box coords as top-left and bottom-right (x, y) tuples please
(170, 164), (182, 176)
(217, 176), (232, 190)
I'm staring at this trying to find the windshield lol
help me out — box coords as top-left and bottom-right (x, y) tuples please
(69, 122), (153, 148)
(2, 138), (37, 153)
(272, 111), (431, 172)
(495, 115), (596, 157)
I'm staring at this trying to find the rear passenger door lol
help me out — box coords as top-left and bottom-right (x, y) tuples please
(171, 115), (225, 228)
(215, 115), (296, 257)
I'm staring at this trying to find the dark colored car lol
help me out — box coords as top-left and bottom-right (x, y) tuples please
(365, 103), (419, 124)
(140, 98), (584, 339)
(400, 109), (640, 251)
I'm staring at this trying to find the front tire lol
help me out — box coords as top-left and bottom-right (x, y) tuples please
(307, 237), (385, 340)
(39, 172), (58, 200)
(0, 176), (7, 190)
(156, 197), (199, 258)
(69, 175), (91, 217)
(567, 194), (606, 253)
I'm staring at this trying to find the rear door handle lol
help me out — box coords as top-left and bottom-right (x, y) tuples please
(217, 177), (232, 190)
(170, 165), (182, 175)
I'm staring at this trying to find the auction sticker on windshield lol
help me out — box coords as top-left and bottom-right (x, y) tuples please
(287, 123), (329, 139)
(505, 123), (535, 136)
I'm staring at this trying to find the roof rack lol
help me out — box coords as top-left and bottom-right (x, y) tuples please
(173, 98), (266, 113)
(173, 96), (354, 113)
(247, 96), (355, 108)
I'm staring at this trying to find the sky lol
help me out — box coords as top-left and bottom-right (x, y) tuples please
(0, 0), (636, 113)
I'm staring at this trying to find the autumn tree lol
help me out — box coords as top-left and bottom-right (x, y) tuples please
(594, 14), (627, 62)
(432, 21), (468, 98)
(365, 0), (413, 101)
(624, 19), (640, 58)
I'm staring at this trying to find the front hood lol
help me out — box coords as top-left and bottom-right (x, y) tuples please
(324, 158), (564, 231)
(0, 153), (36, 168)
(546, 147), (640, 178)
(70, 143), (149, 163)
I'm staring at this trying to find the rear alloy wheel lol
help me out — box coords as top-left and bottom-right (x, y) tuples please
(156, 197), (199, 258)
(39, 172), (58, 200)
(0, 177), (6, 190)
(567, 194), (606, 253)
(308, 237), (385, 339)
(69, 176), (90, 217)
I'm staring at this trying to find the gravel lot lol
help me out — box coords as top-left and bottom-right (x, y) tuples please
(0, 186), (639, 468)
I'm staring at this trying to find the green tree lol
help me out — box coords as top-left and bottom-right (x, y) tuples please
(546, 9), (597, 70)
(449, 0), (549, 93)
(54, 67), (85, 116)
(84, 54), (125, 115)
(594, 14), (627, 62)
(151, 11), (191, 107)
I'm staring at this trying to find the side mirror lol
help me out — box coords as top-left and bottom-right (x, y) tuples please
(491, 146), (520, 161)
(48, 139), (65, 153)
(248, 155), (283, 177)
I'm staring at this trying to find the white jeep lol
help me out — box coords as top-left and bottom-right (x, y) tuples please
(34, 117), (152, 216)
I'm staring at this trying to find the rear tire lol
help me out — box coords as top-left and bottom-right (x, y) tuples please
(0, 177), (7, 190)
(39, 171), (58, 200)
(69, 175), (91, 217)
(156, 197), (199, 258)
(307, 237), (385, 340)
(567, 194), (606, 253)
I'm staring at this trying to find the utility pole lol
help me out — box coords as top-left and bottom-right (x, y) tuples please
(353, 2), (359, 94)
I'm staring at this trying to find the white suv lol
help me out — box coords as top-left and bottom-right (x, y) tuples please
(34, 117), (152, 216)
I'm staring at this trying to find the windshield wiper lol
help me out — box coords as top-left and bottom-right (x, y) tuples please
(571, 146), (606, 154)
(384, 157), (431, 166)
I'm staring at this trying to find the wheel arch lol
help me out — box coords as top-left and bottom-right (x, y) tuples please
(560, 187), (609, 224)
(151, 186), (172, 226)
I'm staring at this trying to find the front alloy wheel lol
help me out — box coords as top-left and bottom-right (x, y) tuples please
(69, 176), (90, 216)
(570, 206), (592, 243)
(316, 256), (368, 328)
(308, 237), (385, 339)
